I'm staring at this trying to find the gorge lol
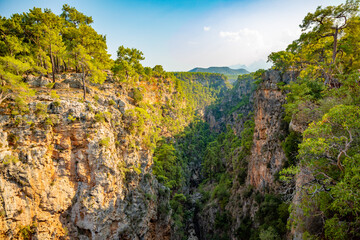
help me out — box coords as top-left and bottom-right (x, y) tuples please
(1, 1), (360, 239)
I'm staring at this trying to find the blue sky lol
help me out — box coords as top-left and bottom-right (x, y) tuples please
(0, 0), (345, 71)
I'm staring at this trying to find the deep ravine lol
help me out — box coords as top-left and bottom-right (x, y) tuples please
(1, 69), (299, 239)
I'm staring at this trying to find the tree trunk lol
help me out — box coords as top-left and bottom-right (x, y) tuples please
(63, 60), (67, 72)
(82, 65), (86, 100)
(55, 56), (59, 73)
(50, 44), (56, 83)
(75, 54), (78, 73)
(332, 27), (339, 64)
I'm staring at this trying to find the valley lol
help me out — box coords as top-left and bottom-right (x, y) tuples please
(1, 1), (360, 239)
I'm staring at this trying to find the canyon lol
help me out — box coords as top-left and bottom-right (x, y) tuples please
(0, 70), (303, 239)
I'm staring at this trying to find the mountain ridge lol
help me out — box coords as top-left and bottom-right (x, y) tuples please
(189, 66), (249, 75)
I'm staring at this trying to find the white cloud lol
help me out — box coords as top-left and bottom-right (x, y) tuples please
(219, 28), (263, 44)
(203, 26), (211, 31)
(167, 0), (345, 71)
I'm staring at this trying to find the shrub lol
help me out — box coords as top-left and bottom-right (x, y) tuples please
(67, 114), (76, 122)
(14, 96), (29, 114)
(99, 137), (110, 148)
(50, 90), (59, 99)
(44, 117), (54, 126)
(259, 226), (280, 240)
(7, 133), (19, 147)
(281, 131), (301, 167)
(104, 111), (112, 121)
(94, 112), (105, 123)
(19, 223), (37, 239)
(109, 99), (116, 106)
(46, 82), (55, 88)
(53, 100), (61, 107)
(133, 88), (143, 104)
(2, 155), (19, 165)
(35, 103), (48, 118)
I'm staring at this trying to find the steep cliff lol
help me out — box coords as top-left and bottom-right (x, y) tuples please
(0, 73), (194, 239)
(247, 70), (298, 190)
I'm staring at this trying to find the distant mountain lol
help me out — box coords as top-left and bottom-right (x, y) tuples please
(189, 66), (249, 75)
(230, 59), (272, 72)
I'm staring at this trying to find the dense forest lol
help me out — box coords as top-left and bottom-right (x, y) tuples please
(0, 0), (360, 240)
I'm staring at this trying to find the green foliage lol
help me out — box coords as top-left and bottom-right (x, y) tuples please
(256, 194), (289, 238)
(283, 78), (325, 122)
(7, 133), (19, 147)
(93, 95), (100, 101)
(259, 226), (281, 240)
(99, 137), (110, 148)
(174, 72), (229, 110)
(288, 104), (360, 239)
(268, 0), (360, 83)
(108, 99), (115, 106)
(44, 117), (54, 126)
(0, 56), (32, 105)
(18, 223), (37, 240)
(281, 131), (302, 166)
(53, 99), (61, 107)
(214, 211), (232, 233)
(206, 74), (255, 124)
(67, 114), (76, 122)
(2, 155), (19, 165)
(132, 88), (143, 105)
(50, 90), (59, 99)
(35, 103), (48, 118)
(153, 142), (182, 189)
(14, 96), (29, 115)
(268, 51), (295, 71)
(211, 174), (232, 209)
(112, 45), (144, 82)
(46, 83), (55, 89)
(94, 112), (105, 123)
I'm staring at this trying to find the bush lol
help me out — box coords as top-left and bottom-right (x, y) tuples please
(281, 131), (301, 167)
(46, 82), (55, 88)
(35, 103), (47, 118)
(109, 99), (116, 106)
(94, 112), (105, 123)
(212, 174), (232, 209)
(44, 117), (54, 126)
(259, 226), (281, 240)
(50, 90), (59, 99)
(99, 137), (110, 148)
(2, 155), (19, 165)
(133, 88), (143, 104)
(67, 114), (76, 122)
(7, 133), (19, 147)
(53, 100), (61, 107)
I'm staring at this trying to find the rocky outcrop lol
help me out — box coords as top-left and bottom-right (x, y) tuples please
(247, 70), (297, 190)
(0, 74), (174, 239)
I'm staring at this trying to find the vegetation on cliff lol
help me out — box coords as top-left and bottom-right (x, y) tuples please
(2, 0), (360, 239)
(269, 0), (360, 239)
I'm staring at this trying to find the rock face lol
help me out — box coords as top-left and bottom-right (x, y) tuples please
(0, 74), (172, 239)
(247, 70), (297, 190)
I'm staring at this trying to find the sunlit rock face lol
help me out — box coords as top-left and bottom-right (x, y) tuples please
(248, 70), (297, 190)
(0, 74), (171, 240)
